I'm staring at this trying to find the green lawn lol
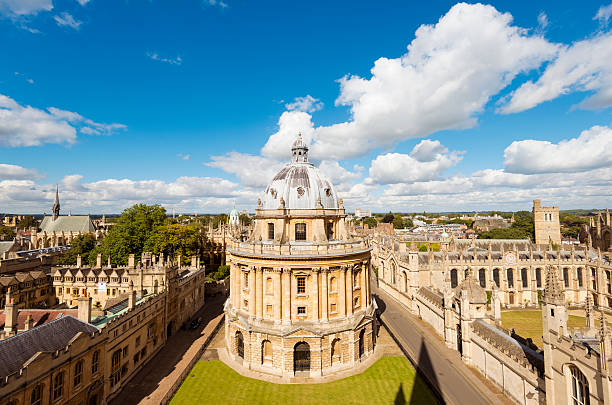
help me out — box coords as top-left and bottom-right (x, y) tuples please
(500, 310), (587, 348)
(171, 356), (437, 405)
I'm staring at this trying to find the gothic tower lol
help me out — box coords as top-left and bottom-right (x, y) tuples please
(533, 199), (561, 246)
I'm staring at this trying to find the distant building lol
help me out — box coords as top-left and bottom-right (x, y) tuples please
(579, 208), (611, 252)
(354, 208), (371, 218)
(473, 214), (511, 232)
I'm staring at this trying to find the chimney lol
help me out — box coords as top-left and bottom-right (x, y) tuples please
(96, 253), (102, 268)
(107, 255), (111, 267)
(128, 281), (137, 310)
(4, 289), (18, 335)
(76, 254), (82, 268)
(128, 254), (135, 269)
(177, 255), (181, 267)
(24, 314), (34, 331)
(191, 256), (197, 269)
(77, 294), (92, 323)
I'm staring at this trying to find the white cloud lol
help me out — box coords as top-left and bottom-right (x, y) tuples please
(261, 111), (315, 159)
(0, 0), (52, 17)
(367, 140), (462, 185)
(285, 95), (323, 113)
(0, 163), (42, 180)
(205, 0), (228, 8)
(77, 0), (91, 5)
(54, 12), (82, 29)
(263, 3), (558, 160)
(207, 152), (285, 188)
(504, 125), (612, 174)
(147, 52), (182, 66)
(595, 3), (612, 25)
(501, 33), (612, 112)
(0, 94), (126, 147)
(318, 160), (362, 184)
(177, 153), (190, 161)
(537, 11), (549, 30)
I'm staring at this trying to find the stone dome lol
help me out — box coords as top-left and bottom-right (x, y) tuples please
(260, 134), (339, 210)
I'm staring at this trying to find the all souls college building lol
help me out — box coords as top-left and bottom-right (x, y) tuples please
(224, 135), (377, 379)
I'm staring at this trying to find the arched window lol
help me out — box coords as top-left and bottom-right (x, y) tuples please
(391, 263), (396, 284)
(478, 269), (486, 288)
(521, 268), (528, 288)
(353, 271), (360, 288)
(569, 365), (590, 405)
(507, 269), (514, 288)
(262, 340), (272, 365)
(536, 268), (542, 288)
(577, 268), (583, 288)
(295, 223), (306, 240)
(266, 277), (273, 295)
(493, 269), (500, 288)
(330, 276), (337, 293)
(331, 338), (340, 365)
(31, 384), (42, 405)
(74, 359), (83, 387)
(92, 350), (100, 374)
(236, 331), (244, 359)
(563, 268), (570, 288)
(402, 272), (408, 292)
(450, 269), (458, 288)
(267, 223), (274, 240)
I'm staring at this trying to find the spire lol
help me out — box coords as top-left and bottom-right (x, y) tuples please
(291, 132), (309, 163)
(542, 265), (564, 305)
(52, 184), (60, 221)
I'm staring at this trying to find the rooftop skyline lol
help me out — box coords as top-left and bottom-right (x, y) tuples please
(1, 0), (611, 214)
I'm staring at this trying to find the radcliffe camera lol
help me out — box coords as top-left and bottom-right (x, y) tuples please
(0, 2), (611, 405)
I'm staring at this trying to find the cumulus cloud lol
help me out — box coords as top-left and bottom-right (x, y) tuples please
(285, 95), (323, 113)
(0, 163), (43, 180)
(54, 12), (82, 29)
(207, 152), (285, 188)
(205, 0), (228, 9)
(367, 140), (462, 185)
(501, 33), (612, 112)
(147, 52), (183, 66)
(318, 161), (362, 184)
(177, 153), (190, 161)
(0, 0), (52, 17)
(261, 111), (315, 159)
(77, 0), (91, 5)
(504, 125), (612, 174)
(263, 3), (558, 160)
(0, 94), (126, 147)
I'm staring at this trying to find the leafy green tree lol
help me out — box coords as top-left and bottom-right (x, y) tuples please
(60, 234), (97, 265)
(0, 226), (16, 240)
(96, 204), (168, 265)
(239, 213), (252, 226)
(213, 214), (229, 228)
(381, 212), (395, 223)
(403, 217), (414, 228)
(144, 224), (203, 266)
(362, 217), (378, 228)
(17, 216), (38, 230)
(213, 265), (230, 280)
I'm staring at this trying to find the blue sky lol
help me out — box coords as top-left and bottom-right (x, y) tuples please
(1, 0), (611, 214)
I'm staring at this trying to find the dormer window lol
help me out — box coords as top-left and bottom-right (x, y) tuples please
(295, 223), (306, 241)
(267, 223), (274, 240)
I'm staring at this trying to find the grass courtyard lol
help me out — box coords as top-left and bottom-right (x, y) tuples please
(171, 356), (437, 405)
(500, 310), (588, 348)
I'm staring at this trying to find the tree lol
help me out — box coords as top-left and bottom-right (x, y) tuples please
(381, 212), (395, 223)
(59, 234), (97, 265)
(213, 265), (230, 280)
(0, 226), (16, 241)
(96, 204), (167, 265)
(403, 217), (414, 228)
(17, 216), (38, 230)
(213, 214), (228, 228)
(362, 217), (377, 228)
(144, 224), (203, 266)
(478, 210), (534, 240)
(392, 216), (403, 229)
(239, 213), (252, 226)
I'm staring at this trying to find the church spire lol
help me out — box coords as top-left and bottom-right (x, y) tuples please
(542, 265), (564, 306)
(52, 184), (60, 221)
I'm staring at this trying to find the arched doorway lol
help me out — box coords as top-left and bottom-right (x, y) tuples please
(236, 331), (244, 360)
(358, 329), (365, 358)
(293, 342), (310, 375)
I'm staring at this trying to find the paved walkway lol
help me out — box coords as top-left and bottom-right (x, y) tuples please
(109, 295), (226, 405)
(374, 284), (513, 405)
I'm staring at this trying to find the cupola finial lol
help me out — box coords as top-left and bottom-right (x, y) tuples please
(291, 132), (309, 163)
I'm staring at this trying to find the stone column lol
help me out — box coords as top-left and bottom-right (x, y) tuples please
(274, 268), (282, 323)
(256, 267), (263, 320)
(321, 268), (328, 322)
(339, 267), (346, 317)
(360, 263), (366, 310)
(311, 269), (319, 322)
(282, 268), (291, 323)
(234, 266), (241, 310)
(346, 266), (353, 316)
(365, 261), (370, 306)
(248, 268), (256, 318)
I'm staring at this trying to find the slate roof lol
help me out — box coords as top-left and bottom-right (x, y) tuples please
(417, 286), (443, 308)
(0, 241), (16, 256)
(0, 315), (98, 377)
(40, 215), (95, 233)
(0, 309), (78, 330)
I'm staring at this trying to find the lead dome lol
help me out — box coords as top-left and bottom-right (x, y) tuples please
(260, 133), (339, 210)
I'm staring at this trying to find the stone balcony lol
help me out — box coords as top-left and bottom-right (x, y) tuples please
(226, 238), (372, 259)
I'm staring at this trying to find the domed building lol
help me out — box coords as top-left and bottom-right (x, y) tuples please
(224, 134), (376, 379)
